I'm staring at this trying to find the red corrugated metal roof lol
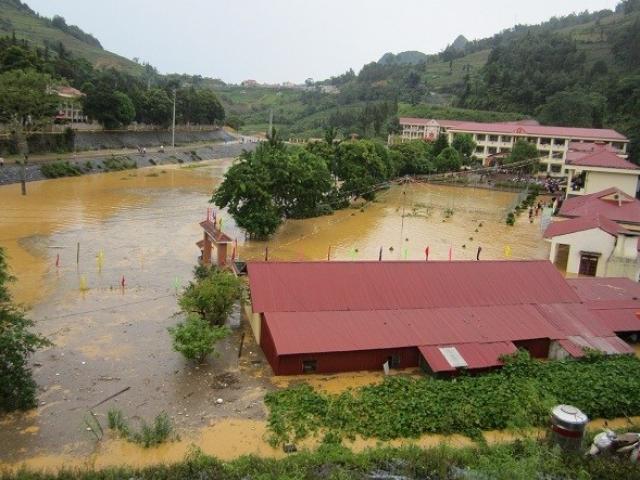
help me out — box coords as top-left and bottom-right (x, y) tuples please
(543, 215), (630, 239)
(568, 277), (640, 301)
(559, 188), (640, 225)
(264, 304), (566, 355)
(567, 277), (640, 333)
(247, 260), (580, 313)
(418, 342), (517, 372)
(566, 149), (639, 170)
(398, 118), (627, 141)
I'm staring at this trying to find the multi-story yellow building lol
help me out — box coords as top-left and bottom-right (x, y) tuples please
(396, 117), (629, 177)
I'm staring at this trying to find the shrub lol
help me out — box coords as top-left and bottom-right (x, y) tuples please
(106, 409), (176, 448)
(103, 155), (137, 171)
(178, 269), (243, 326)
(40, 160), (83, 178)
(168, 314), (231, 362)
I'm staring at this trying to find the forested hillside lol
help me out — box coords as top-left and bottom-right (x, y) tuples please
(223, 0), (640, 162)
(0, 0), (143, 75)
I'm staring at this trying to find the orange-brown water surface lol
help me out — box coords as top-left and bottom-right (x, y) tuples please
(0, 160), (553, 471)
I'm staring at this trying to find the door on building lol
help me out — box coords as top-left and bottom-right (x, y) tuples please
(578, 253), (599, 277)
(554, 244), (570, 272)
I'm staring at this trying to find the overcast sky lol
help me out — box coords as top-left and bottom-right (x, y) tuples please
(26, 0), (620, 84)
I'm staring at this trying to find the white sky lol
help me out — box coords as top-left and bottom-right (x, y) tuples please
(25, 0), (621, 84)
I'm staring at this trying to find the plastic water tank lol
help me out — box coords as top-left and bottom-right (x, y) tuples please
(550, 404), (588, 450)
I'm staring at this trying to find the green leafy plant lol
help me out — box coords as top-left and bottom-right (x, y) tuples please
(168, 314), (230, 362)
(106, 409), (176, 448)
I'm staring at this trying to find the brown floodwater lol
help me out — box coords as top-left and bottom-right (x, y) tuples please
(0, 160), (553, 471)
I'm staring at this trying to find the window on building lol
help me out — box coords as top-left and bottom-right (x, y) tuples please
(539, 150), (550, 157)
(502, 136), (512, 143)
(527, 137), (537, 143)
(612, 142), (624, 151)
(553, 138), (566, 146)
(489, 135), (499, 142)
(488, 147), (497, 154)
(476, 134), (486, 141)
(302, 359), (317, 373)
(475, 146), (484, 153)
(539, 138), (551, 145)
(550, 164), (562, 173)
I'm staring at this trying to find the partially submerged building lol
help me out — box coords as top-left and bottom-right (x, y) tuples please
(246, 260), (637, 375)
(395, 117), (628, 176)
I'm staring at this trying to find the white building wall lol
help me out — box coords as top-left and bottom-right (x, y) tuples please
(585, 171), (639, 197)
(549, 229), (615, 276)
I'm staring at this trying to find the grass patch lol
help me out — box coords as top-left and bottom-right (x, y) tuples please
(102, 155), (137, 172)
(4, 440), (640, 479)
(106, 409), (177, 448)
(265, 352), (640, 446)
(40, 161), (83, 178)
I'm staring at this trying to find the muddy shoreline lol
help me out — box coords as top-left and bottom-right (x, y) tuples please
(0, 142), (256, 186)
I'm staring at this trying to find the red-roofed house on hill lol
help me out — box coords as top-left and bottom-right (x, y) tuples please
(245, 260), (636, 375)
(395, 117), (628, 177)
(564, 142), (640, 198)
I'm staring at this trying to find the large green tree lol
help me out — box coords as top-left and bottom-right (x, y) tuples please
(452, 133), (477, 165)
(82, 84), (135, 129)
(536, 89), (606, 128)
(334, 140), (395, 200)
(433, 147), (462, 173)
(139, 88), (172, 126)
(213, 142), (335, 238)
(0, 69), (57, 126)
(0, 248), (50, 412)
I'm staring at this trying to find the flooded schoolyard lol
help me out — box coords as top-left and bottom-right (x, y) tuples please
(0, 159), (550, 471)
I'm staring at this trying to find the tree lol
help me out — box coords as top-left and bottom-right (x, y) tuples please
(168, 314), (230, 362)
(390, 140), (434, 175)
(83, 85), (135, 129)
(452, 133), (477, 165)
(177, 87), (225, 125)
(536, 89), (606, 128)
(434, 147), (461, 173)
(506, 140), (540, 173)
(0, 69), (56, 127)
(178, 269), (243, 326)
(139, 88), (172, 126)
(334, 140), (394, 200)
(214, 142), (335, 237)
(0, 247), (50, 412)
(432, 133), (449, 157)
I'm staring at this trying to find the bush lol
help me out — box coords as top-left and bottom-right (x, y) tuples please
(40, 160), (83, 178)
(0, 248), (51, 412)
(265, 352), (640, 446)
(106, 409), (176, 448)
(168, 314), (231, 362)
(178, 269), (243, 326)
(102, 155), (137, 171)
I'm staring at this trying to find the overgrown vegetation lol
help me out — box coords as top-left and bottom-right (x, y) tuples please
(265, 351), (640, 446)
(107, 408), (176, 448)
(40, 160), (83, 178)
(102, 155), (136, 171)
(5, 439), (640, 479)
(213, 131), (470, 238)
(168, 266), (241, 362)
(0, 247), (50, 412)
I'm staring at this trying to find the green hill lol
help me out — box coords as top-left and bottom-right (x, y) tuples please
(0, 0), (143, 75)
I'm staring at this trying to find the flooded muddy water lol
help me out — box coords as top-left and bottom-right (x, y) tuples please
(0, 159), (551, 470)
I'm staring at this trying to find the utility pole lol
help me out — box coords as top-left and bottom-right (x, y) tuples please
(20, 155), (27, 196)
(172, 89), (176, 149)
(268, 109), (273, 139)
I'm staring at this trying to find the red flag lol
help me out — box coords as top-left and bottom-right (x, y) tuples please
(448, 245), (452, 261)
(424, 247), (429, 261)
(264, 246), (269, 262)
(55, 254), (60, 268)
(378, 246), (383, 261)
(327, 245), (331, 261)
